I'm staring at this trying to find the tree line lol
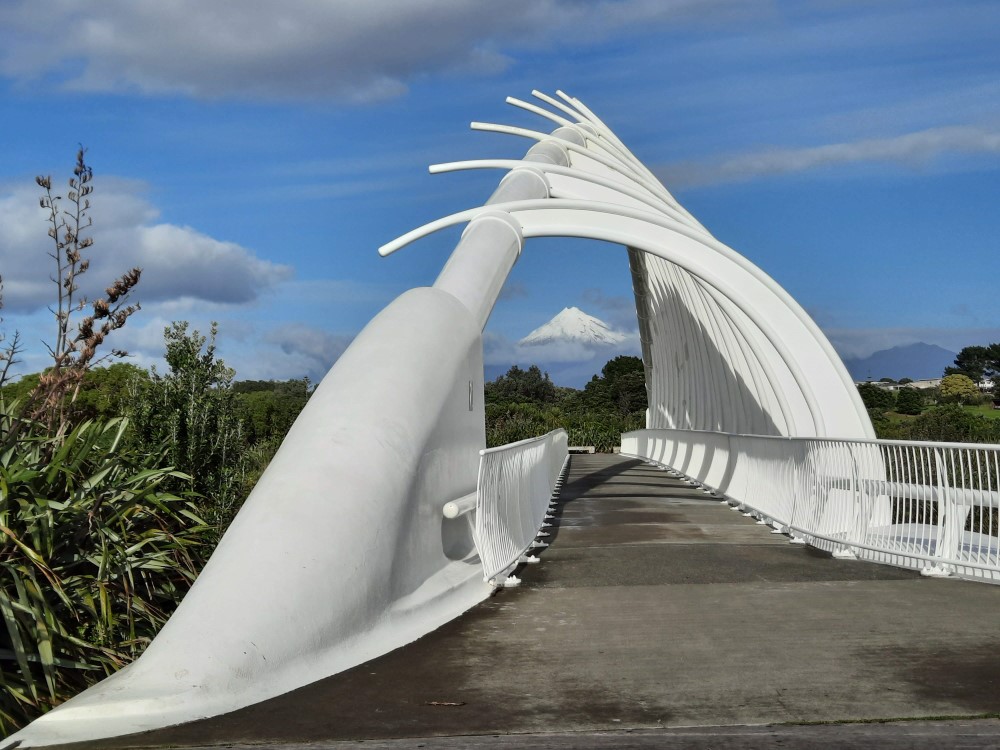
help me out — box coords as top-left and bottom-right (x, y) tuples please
(857, 343), (1000, 443)
(485, 356), (646, 452)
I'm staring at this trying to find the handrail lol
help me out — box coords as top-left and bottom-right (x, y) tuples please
(623, 427), (1000, 452)
(442, 491), (477, 519)
(623, 428), (1000, 582)
(479, 428), (564, 455)
(474, 429), (568, 584)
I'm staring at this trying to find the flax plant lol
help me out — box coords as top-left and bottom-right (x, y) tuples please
(0, 276), (24, 390)
(32, 149), (141, 435)
(0, 403), (209, 732)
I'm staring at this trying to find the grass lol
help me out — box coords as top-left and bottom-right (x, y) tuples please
(961, 403), (1000, 420)
(883, 404), (1000, 423)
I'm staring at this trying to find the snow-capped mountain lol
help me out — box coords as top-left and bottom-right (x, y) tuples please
(519, 307), (627, 347)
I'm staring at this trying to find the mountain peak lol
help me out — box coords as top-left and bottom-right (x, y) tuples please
(519, 307), (626, 347)
(842, 342), (956, 381)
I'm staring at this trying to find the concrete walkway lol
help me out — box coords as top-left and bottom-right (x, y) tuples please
(54, 455), (1000, 748)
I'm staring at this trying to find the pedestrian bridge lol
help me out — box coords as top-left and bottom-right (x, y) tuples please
(10, 91), (1000, 748)
(26, 454), (1000, 748)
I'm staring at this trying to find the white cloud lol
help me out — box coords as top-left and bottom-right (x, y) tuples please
(0, 178), (292, 313)
(663, 126), (1000, 187)
(581, 288), (638, 331)
(264, 323), (353, 379)
(484, 329), (640, 367)
(0, 0), (748, 101)
(498, 280), (528, 301)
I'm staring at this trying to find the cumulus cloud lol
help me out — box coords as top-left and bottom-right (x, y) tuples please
(663, 126), (1000, 187)
(0, 0), (747, 101)
(0, 178), (291, 313)
(264, 323), (353, 379)
(581, 288), (638, 331)
(87, 316), (351, 383)
(498, 280), (528, 302)
(484, 329), (640, 367)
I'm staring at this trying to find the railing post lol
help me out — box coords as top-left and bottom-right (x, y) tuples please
(922, 447), (955, 577)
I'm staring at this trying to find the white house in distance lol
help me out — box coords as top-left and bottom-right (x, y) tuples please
(856, 378), (942, 391)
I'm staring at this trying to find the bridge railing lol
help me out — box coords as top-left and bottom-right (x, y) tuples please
(623, 428), (1000, 582)
(474, 429), (568, 584)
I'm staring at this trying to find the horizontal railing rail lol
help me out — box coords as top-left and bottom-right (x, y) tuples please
(474, 429), (569, 584)
(623, 428), (1000, 583)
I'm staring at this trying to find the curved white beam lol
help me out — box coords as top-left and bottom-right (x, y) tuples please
(505, 96), (576, 129)
(469, 122), (682, 213)
(429, 159), (701, 230)
(381, 195), (871, 437)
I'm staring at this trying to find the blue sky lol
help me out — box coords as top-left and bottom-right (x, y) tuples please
(1, 0), (998, 386)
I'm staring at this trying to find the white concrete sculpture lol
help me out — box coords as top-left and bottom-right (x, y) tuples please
(8, 90), (871, 747)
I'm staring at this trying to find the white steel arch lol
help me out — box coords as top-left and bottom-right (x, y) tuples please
(382, 197), (873, 439)
(8, 91), (874, 749)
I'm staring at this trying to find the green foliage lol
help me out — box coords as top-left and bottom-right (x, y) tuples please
(485, 357), (647, 452)
(939, 373), (980, 404)
(71, 364), (150, 423)
(580, 355), (647, 416)
(0, 405), (208, 732)
(234, 379), (311, 446)
(2, 365), (149, 425)
(877, 404), (1000, 443)
(857, 382), (895, 411)
(894, 387), (924, 416)
(945, 344), (1000, 383)
(126, 323), (247, 532)
(484, 365), (558, 405)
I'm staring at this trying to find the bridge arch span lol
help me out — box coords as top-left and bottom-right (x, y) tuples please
(9, 90), (875, 748)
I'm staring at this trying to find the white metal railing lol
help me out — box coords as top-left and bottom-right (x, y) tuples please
(623, 428), (1000, 583)
(473, 429), (568, 584)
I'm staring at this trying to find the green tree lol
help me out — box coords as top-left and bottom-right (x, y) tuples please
(234, 378), (311, 445)
(884, 404), (1000, 443)
(0, 276), (24, 389)
(484, 356), (647, 452)
(939, 373), (980, 404)
(857, 382), (895, 411)
(895, 387), (924, 415)
(485, 365), (558, 405)
(127, 322), (247, 531)
(576, 356), (647, 417)
(945, 344), (1000, 383)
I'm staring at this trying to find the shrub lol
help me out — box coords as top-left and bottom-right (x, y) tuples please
(0, 405), (209, 732)
(895, 387), (924, 416)
(940, 374), (980, 405)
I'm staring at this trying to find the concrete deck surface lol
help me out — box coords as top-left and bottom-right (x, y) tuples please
(46, 455), (1000, 749)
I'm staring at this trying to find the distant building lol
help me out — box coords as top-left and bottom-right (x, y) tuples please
(855, 378), (941, 391)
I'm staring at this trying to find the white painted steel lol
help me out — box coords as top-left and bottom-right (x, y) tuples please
(624, 428), (1000, 583)
(6, 89), (893, 747)
(475, 429), (569, 583)
(9, 288), (494, 747)
(442, 491), (478, 519)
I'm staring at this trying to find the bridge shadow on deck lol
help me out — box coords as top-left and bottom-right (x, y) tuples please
(56, 455), (1000, 749)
